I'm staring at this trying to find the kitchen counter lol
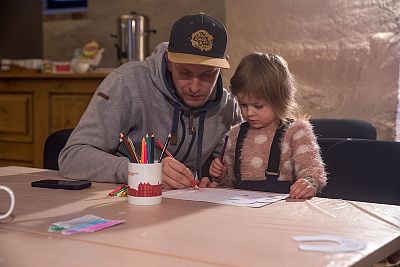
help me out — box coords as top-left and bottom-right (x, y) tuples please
(0, 70), (111, 168)
(0, 69), (112, 79)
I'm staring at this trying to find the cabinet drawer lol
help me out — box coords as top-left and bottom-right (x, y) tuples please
(0, 93), (33, 142)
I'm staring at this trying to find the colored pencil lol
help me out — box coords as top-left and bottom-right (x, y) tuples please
(220, 135), (229, 161)
(119, 138), (134, 163)
(119, 133), (138, 163)
(155, 134), (198, 189)
(150, 133), (155, 163)
(155, 138), (173, 158)
(158, 133), (171, 162)
(141, 137), (146, 164)
(108, 185), (126, 196)
(145, 133), (150, 163)
(127, 136), (139, 163)
(190, 178), (200, 190)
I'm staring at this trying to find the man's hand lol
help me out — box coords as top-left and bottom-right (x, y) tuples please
(162, 157), (195, 189)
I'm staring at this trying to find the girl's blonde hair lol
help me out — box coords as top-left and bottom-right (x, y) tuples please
(230, 52), (302, 122)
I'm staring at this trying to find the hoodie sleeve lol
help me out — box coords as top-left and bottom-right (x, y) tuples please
(58, 71), (132, 183)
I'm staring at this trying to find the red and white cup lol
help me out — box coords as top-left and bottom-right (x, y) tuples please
(127, 162), (162, 205)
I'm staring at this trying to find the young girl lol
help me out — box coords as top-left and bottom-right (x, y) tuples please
(208, 52), (326, 199)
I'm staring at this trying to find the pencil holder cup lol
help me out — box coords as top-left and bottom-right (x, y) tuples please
(128, 162), (162, 205)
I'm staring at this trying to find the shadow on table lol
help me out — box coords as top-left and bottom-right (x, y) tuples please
(0, 170), (223, 233)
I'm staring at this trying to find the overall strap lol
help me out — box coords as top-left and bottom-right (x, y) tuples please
(234, 122), (250, 188)
(264, 123), (286, 179)
(233, 120), (294, 193)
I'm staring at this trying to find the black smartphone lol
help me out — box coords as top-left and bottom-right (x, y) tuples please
(31, 179), (91, 190)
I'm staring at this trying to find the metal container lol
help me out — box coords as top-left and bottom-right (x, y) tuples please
(114, 12), (156, 64)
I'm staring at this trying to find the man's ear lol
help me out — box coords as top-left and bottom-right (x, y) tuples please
(165, 49), (172, 72)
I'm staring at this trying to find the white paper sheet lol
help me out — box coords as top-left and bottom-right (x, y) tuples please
(162, 188), (288, 207)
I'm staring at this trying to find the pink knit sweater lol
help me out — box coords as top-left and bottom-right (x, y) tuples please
(219, 120), (327, 191)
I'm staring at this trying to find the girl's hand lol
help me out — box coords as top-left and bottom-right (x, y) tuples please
(209, 181), (219, 188)
(289, 178), (317, 199)
(198, 177), (220, 188)
(199, 177), (211, 188)
(209, 158), (228, 179)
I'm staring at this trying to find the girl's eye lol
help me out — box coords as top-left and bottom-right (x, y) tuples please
(254, 105), (264, 109)
(239, 104), (247, 108)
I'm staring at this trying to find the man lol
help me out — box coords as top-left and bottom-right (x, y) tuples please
(59, 13), (242, 188)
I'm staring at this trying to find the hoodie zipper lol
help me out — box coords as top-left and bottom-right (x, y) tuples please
(189, 112), (196, 135)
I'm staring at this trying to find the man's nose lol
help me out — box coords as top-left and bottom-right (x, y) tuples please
(189, 78), (201, 93)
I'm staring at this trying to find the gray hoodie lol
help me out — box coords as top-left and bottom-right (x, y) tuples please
(59, 43), (242, 183)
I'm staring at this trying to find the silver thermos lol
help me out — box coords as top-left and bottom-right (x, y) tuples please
(113, 12), (156, 64)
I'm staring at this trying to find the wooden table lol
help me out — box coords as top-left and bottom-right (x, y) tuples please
(1, 167), (399, 267)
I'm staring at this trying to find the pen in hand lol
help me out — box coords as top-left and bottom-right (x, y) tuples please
(158, 133), (199, 190)
(190, 175), (200, 190)
(210, 135), (229, 185)
(220, 135), (229, 162)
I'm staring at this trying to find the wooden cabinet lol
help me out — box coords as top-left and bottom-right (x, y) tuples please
(0, 71), (109, 168)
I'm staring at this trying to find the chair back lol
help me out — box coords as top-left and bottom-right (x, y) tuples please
(317, 138), (348, 160)
(43, 128), (74, 170)
(319, 139), (400, 205)
(310, 119), (377, 139)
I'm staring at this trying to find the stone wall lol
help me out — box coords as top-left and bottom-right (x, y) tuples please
(43, 0), (400, 140)
(43, 0), (225, 68)
(225, 0), (400, 140)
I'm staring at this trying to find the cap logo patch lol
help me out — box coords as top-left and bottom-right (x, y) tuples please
(190, 30), (213, 51)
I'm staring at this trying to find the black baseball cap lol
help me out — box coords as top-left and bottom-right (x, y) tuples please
(167, 13), (230, 69)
